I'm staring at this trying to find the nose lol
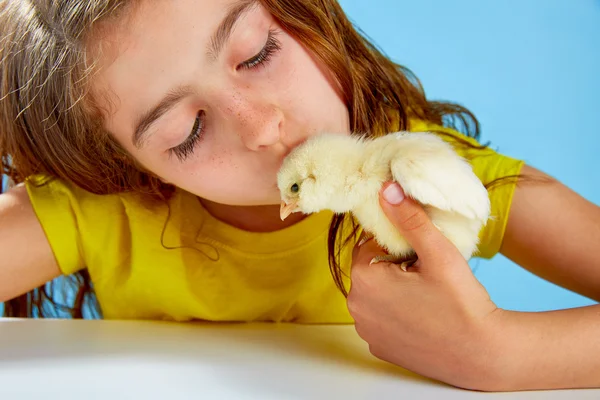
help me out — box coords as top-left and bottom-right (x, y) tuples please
(222, 90), (283, 151)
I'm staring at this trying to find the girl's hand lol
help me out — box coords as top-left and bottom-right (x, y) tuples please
(348, 182), (505, 390)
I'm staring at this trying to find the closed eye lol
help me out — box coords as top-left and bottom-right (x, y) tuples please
(169, 30), (282, 162)
(237, 29), (281, 71)
(169, 110), (205, 162)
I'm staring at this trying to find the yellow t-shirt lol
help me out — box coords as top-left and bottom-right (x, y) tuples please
(25, 124), (523, 322)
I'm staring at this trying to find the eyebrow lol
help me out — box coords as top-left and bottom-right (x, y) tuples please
(207, 0), (256, 62)
(132, 0), (256, 149)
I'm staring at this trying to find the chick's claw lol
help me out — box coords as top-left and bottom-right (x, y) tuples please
(369, 254), (418, 271)
(399, 256), (418, 272)
(369, 254), (398, 266)
(357, 231), (375, 247)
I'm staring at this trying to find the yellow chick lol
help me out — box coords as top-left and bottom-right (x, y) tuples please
(277, 131), (490, 269)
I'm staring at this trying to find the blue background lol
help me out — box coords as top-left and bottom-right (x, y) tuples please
(338, 0), (599, 311)
(2, 1), (599, 315)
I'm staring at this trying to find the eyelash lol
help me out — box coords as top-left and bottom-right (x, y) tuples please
(237, 29), (282, 71)
(169, 30), (282, 162)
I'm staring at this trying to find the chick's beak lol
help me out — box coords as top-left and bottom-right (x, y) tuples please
(280, 200), (298, 221)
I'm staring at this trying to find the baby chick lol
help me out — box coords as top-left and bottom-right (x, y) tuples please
(277, 131), (490, 269)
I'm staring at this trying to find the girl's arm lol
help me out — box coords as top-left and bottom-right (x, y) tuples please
(0, 185), (61, 303)
(489, 164), (600, 390)
(501, 164), (600, 302)
(492, 305), (600, 391)
(348, 169), (600, 392)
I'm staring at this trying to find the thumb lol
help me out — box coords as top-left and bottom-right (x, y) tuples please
(379, 182), (460, 264)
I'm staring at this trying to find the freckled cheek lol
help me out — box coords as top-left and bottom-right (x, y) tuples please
(206, 147), (233, 169)
(185, 148), (241, 191)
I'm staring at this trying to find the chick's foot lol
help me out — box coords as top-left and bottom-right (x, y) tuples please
(369, 254), (418, 271)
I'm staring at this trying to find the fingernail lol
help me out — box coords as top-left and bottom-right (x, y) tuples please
(383, 183), (405, 205)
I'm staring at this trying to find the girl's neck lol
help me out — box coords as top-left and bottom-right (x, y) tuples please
(198, 198), (307, 233)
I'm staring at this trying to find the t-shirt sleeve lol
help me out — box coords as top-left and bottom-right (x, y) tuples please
(468, 147), (524, 258)
(410, 122), (524, 259)
(25, 177), (86, 276)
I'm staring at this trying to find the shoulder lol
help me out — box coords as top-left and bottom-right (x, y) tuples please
(25, 175), (180, 215)
(25, 174), (122, 210)
(24, 175), (188, 274)
(24, 175), (193, 235)
(408, 120), (524, 186)
(408, 120), (525, 258)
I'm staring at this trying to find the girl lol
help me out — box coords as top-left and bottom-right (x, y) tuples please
(1, 0), (599, 392)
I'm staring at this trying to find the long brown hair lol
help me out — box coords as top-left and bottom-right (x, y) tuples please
(1, 0), (515, 317)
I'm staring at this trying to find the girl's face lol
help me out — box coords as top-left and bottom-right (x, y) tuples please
(92, 0), (350, 206)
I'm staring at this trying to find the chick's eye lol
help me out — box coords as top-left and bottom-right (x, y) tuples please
(290, 183), (299, 193)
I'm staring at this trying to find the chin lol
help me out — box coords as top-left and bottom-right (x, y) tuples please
(242, 192), (282, 207)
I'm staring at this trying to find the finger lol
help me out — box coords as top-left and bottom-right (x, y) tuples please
(379, 182), (460, 263)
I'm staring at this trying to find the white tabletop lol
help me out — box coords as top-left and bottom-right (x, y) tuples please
(0, 319), (597, 399)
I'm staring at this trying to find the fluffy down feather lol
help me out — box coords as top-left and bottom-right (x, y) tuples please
(277, 131), (490, 266)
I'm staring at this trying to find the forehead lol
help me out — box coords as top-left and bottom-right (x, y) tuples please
(86, 0), (241, 121)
